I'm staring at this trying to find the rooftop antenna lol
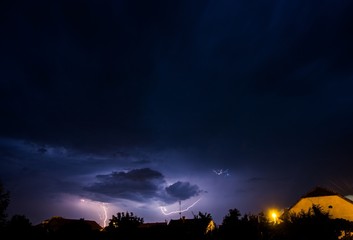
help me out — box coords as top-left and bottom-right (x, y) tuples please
(179, 200), (181, 219)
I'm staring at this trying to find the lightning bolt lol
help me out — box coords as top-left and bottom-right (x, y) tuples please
(160, 198), (202, 216)
(80, 199), (108, 228)
(213, 169), (230, 176)
(98, 204), (108, 228)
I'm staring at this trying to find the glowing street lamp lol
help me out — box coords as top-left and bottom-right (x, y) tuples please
(271, 212), (277, 223)
(268, 209), (279, 224)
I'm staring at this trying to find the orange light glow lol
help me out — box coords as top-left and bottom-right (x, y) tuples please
(268, 209), (280, 224)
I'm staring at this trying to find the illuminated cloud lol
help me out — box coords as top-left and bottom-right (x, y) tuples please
(84, 168), (203, 204)
(165, 181), (202, 201)
(84, 168), (165, 202)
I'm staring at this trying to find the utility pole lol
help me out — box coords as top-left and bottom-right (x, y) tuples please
(179, 200), (181, 219)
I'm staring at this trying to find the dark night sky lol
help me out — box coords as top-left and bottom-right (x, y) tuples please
(1, 0), (353, 226)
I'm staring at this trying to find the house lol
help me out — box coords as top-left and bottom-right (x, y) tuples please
(38, 216), (103, 232)
(138, 221), (168, 229)
(168, 217), (216, 235)
(136, 222), (169, 239)
(288, 186), (353, 221)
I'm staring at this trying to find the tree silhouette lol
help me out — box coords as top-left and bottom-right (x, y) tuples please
(193, 211), (213, 221)
(5, 214), (33, 238)
(106, 211), (144, 231)
(0, 182), (10, 230)
(219, 209), (272, 240)
(222, 208), (241, 226)
(193, 212), (217, 239)
(273, 204), (342, 240)
(219, 208), (242, 239)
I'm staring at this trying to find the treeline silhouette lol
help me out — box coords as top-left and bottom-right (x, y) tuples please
(1, 182), (353, 240)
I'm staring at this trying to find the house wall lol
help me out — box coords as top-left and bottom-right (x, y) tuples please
(290, 196), (353, 221)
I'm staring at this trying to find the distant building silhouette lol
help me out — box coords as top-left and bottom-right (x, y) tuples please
(168, 216), (216, 237)
(138, 221), (168, 229)
(37, 216), (102, 232)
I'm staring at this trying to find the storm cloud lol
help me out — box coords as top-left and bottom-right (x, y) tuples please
(165, 181), (203, 201)
(85, 168), (203, 204)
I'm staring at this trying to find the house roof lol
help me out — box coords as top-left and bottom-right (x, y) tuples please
(301, 186), (338, 198)
(39, 217), (102, 231)
(167, 218), (216, 234)
(168, 218), (213, 227)
(138, 222), (168, 228)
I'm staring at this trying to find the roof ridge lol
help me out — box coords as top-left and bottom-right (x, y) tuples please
(301, 186), (339, 198)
